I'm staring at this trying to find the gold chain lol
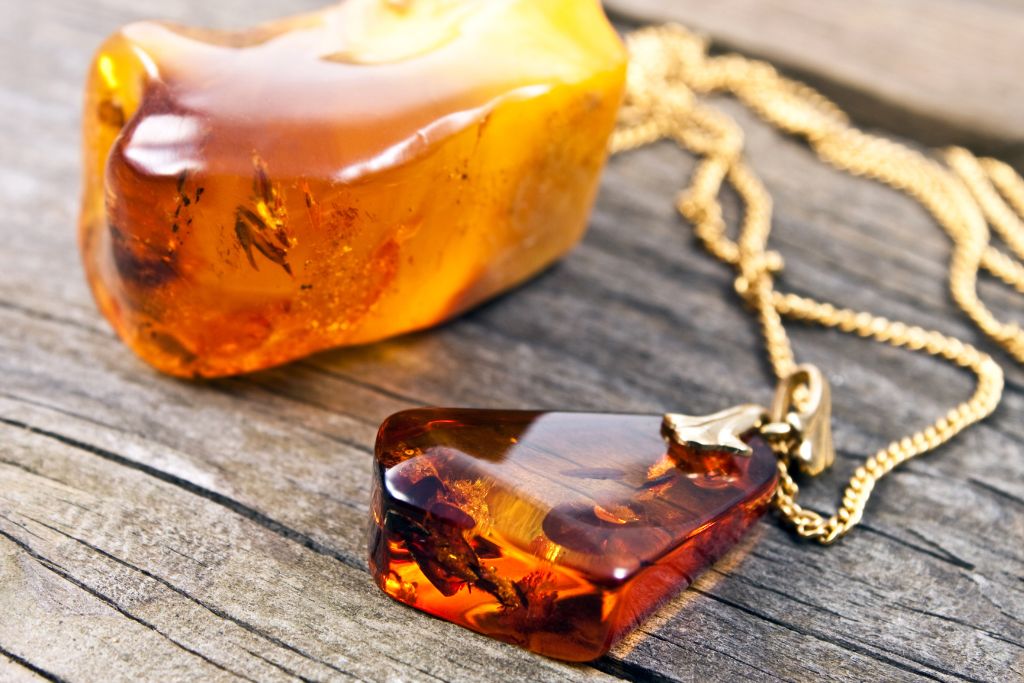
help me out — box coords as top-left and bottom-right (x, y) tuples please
(611, 25), (1022, 544)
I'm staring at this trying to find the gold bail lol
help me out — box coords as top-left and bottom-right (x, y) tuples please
(768, 364), (835, 476)
(662, 404), (766, 456)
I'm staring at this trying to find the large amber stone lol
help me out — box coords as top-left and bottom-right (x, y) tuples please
(369, 409), (778, 661)
(80, 0), (626, 377)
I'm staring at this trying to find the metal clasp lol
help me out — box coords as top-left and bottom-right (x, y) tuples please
(763, 364), (835, 476)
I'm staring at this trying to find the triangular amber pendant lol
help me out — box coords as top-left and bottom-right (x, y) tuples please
(369, 409), (778, 661)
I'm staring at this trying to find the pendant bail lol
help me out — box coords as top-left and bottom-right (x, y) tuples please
(764, 364), (835, 476)
(662, 404), (766, 456)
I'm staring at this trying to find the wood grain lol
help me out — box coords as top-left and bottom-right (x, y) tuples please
(1, 0), (1022, 681)
(605, 0), (1024, 170)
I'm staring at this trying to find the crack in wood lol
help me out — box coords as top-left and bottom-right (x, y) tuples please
(0, 529), (260, 683)
(0, 390), (178, 456)
(0, 644), (68, 683)
(242, 648), (317, 683)
(297, 361), (430, 407)
(689, 587), (976, 683)
(591, 655), (680, 683)
(0, 416), (368, 574)
(706, 567), (851, 621)
(859, 524), (976, 572)
(894, 602), (1024, 651)
(21, 515), (360, 681)
(218, 376), (382, 430)
(625, 628), (798, 682)
(0, 300), (108, 339)
(967, 478), (1024, 509)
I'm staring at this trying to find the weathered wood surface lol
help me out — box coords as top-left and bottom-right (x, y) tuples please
(605, 0), (1024, 170)
(2, 1), (1023, 681)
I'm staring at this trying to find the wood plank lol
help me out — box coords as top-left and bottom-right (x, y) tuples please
(0, 652), (51, 683)
(2, 103), (1021, 680)
(1, 0), (1022, 681)
(605, 0), (1024, 169)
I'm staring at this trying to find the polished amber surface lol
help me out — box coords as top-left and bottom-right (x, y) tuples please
(80, 0), (626, 377)
(369, 409), (778, 661)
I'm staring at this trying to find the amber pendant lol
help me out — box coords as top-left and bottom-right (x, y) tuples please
(369, 408), (778, 661)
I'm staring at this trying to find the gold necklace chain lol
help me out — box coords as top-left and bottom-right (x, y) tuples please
(611, 25), (1023, 544)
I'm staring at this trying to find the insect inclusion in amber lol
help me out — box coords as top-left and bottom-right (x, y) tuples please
(79, 0), (626, 377)
(369, 409), (778, 661)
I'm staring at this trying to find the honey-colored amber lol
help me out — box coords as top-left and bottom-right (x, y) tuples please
(369, 409), (778, 661)
(80, 0), (626, 377)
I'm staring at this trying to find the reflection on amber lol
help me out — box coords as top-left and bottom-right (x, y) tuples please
(369, 409), (778, 661)
(79, 0), (626, 377)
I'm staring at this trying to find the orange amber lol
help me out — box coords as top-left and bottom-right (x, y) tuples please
(369, 409), (778, 661)
(79, 0), (626, 377)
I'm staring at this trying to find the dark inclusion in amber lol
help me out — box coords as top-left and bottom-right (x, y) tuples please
(369, 409), (778, 661)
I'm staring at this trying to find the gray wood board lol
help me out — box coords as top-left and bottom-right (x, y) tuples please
(1, 0), (1022, 681)
(605, 0), (1024, 170)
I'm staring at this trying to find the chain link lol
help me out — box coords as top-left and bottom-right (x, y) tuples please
(612, 25), (1020, 544)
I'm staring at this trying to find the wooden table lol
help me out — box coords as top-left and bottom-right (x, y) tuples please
(2, 1), (1022, 681)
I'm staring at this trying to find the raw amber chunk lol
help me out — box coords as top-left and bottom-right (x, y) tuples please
(369, 409), (778, 661)
(79, 0), (626, 377)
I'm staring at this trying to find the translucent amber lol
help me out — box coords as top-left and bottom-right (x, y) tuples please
(369, 409), (778, 661)
(79, 0), (626, 377)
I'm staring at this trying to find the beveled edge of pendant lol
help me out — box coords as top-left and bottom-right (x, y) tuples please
(375, 405), (770, 464)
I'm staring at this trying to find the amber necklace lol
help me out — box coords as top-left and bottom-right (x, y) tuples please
(370, 25), (1021, 661)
